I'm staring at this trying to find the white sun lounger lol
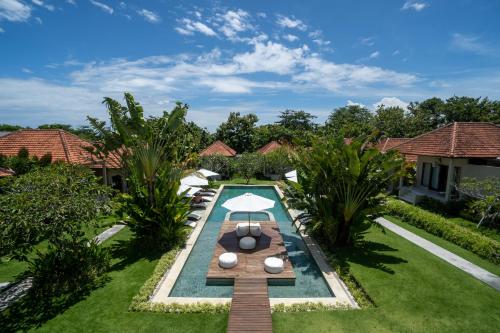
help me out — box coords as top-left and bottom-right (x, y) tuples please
(188, 212), (202, 221)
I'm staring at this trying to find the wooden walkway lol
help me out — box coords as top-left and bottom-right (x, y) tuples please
(227, 278), (272, 333)
(207, 220), (295, 282)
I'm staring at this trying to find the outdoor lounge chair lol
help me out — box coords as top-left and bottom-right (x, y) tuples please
(202, 188), (217, 194)
(201, 196), (213, 202)
(191, 202), (208, 209)
(187, 212), (202, 221)
(295, 216), (312, 231)
(197, 191), (215, 197)
(292, 212), (311, 224)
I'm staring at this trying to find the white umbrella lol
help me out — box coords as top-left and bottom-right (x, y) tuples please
(285, 170), (298, 183)
(177, 184), (202, 197)
(222, 193), (275, 234)
(197, 168), (220, 179)
(181, 174), (209, 187)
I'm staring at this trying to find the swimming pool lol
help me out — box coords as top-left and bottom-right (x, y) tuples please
(169, 185), (333, 298)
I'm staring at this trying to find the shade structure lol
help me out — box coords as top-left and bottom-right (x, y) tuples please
(285, 170), (298, 183)
(181, 174), (209, 187)
(197, 168), (220, 178)
(222, 193), (275, 213)
(177, 184), (202, 197)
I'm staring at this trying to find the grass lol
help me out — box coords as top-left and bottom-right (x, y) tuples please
(0, 214), (120, 283)
(273, 224), (500, 333)
(384, 215), (500, 276)
(449, 217), (500, 243)
(1, 227), (227, 333)
(2, 217), (499, 332)
(214, 177), (277, 185)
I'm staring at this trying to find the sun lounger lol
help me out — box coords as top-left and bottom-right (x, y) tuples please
(184, 220), (197, 228)
(191, 202), (208, 209)
(197, 191), (215, 197)
(203, 188), (217, 194)
(201, 196), (213, 202)
(188, 212), (202, 221)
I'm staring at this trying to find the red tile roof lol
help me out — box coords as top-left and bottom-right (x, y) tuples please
(375, 138), (417, 162)
(199, 140), (237, 157)
(392, 122), (500, 158)
(0, 167), (15, 177)
(257, 141), (282, 154)
(0, 129), (122, 169)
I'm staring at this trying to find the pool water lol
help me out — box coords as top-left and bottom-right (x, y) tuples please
(169, 186), (333, 298)
(228, 211), (270, 221)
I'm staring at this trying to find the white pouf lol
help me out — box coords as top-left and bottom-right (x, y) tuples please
(264, 257), (284, 274)
(249, 223), (262, 237)
(219, 252), (237, 269)
(235, 223), (249, 237)
(239, 236), (256, 250)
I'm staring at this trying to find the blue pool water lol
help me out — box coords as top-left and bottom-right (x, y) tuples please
(169, 186), (333, 298)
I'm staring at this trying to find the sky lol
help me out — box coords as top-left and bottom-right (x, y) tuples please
(0, 0), (499, 131)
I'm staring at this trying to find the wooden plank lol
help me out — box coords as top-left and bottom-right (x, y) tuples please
(227, 278), (272, 333)
(207, 220), (295, 281)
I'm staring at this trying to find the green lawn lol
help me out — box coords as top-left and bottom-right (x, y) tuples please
(384, 215), (500, 276)
(2, 220), (499, 332)
(214, 177), (277, 186)
(273, 224), (500, 333)
(0, 215), (120, 283)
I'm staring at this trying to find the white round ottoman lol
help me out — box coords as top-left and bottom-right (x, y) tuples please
(239, 236), (256, 250)
(264, 257), (284, 274)
(219, 252), (237, 269)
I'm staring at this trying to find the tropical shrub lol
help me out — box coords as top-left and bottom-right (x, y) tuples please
(261, 147), (292, 178)
(236, 153), (262, 184)
(198, 154), (235, 179)
(385, 199), (500, 264)
(285, 136), (405, 247)
(458, 177), (500, 226)
(0, 148), (52, 176)
(0, 164), (112, 294)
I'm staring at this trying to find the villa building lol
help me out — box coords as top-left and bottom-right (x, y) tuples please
(391, 122), (500, 203)
(0, 129), (125, 190)
(199, 140), (237, 157)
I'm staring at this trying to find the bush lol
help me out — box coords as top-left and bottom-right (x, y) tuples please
(261, 147), (292, 178)
(385, 199), (500, 264)
(417, 197), (469, 218)
(29, 237), (110, 298)
(198, 154), (235, 179)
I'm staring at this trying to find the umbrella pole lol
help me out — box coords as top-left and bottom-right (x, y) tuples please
(248, 212), (251, 236)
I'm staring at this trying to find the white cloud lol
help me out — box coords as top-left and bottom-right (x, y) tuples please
(369, 51), (380, 59)
(22, 68), (33, 73)
(66, 0), (76, 5)
(401, 1), (428, 12)
(0, 0), (32, 22)
(0, 27), (4, 33)
(137, 9), (160, 23)
(450, 33), (491, 55)
(308, 30), (331, 47)
(89, 0), (113, 14)
(373, 97), (408, 109)
(217, 9), (252, 40)
(234, 41), (307, 75)
(35, 16), (42, 24)
(360, 36), (375, 46)
(276, 14), (306, 31)
(31, 0), (54, 11)
(347, 100), (366, 107)
(283, 34), (299, 42)
(392, 49), (400, 55)
(176, 18), (217, 36)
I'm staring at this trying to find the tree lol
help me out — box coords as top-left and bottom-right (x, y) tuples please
(199, 154), (235, 179)
(88, 93), (191, 248)
(406, 97), (445, 136)
(325, 105), (374, 138)
(276, 110), (317, 132)
(374, 106), (408, 137)
(441, 96), (499, 123)
(286, 136), (405, 247)
(0, 124), (24, 131)
(216, 112), (259, 153)
(262, 147), (292, 177)
(0, 164), (111, 295)
(457, 177), (499, 227)
(236, 153), (261, 184)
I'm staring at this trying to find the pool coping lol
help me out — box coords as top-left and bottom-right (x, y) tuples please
(150, 184), (358, 308)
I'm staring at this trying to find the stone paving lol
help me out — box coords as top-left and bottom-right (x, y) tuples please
(376, 217), (500, 291)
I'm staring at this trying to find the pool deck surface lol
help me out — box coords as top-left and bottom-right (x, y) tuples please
(207, 220), (295, 282)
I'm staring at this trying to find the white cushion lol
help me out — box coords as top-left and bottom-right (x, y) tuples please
(184, 221), (197, 228)
(235, 223), (249, 237)
(219, 252), (237, 269)
(249, 223), (262, 237)
(264, 257), (284, 274)
(239, 236), (256, 250)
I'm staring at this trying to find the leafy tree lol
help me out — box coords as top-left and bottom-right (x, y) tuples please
(406, 97), (446, 136)
(458, 177), (499, 227)
(0, 124), (24, 131)
(199, 154), (235, 179)
(441, 96), (499, 123)
(325, 105), (374, 138)
(38, 123), (74, 131)
(236, 153), (261, 184)
(286, 136), (405, 247)
(0, 164), (111, 294)
(3, 148), (52, 175)
(216, 112), (259, 153)
(276, 110), (317, 132)
(261, 147), (292, 177)
(374, 106), (408, 137)
(254, 124), (292, 148)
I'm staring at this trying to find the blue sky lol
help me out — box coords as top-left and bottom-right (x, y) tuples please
(1, 0), (499, 130)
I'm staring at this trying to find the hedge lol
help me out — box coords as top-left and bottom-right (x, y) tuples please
(384, 199), (500, 265)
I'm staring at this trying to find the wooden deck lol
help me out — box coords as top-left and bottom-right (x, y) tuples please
(206, 220), (295, 282)
(227, 278), (272, 333)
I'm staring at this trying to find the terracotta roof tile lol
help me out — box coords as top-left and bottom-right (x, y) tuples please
(392, 122), (500, 158)
(257, 141), (282, 154)
(199, 140), (237, 157)
(0, 129), (122, 169)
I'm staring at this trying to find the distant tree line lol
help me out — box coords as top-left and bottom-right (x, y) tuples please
(2, 96), (499, 154)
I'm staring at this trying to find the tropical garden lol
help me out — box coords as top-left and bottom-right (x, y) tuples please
(0, 93), (498, 332)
